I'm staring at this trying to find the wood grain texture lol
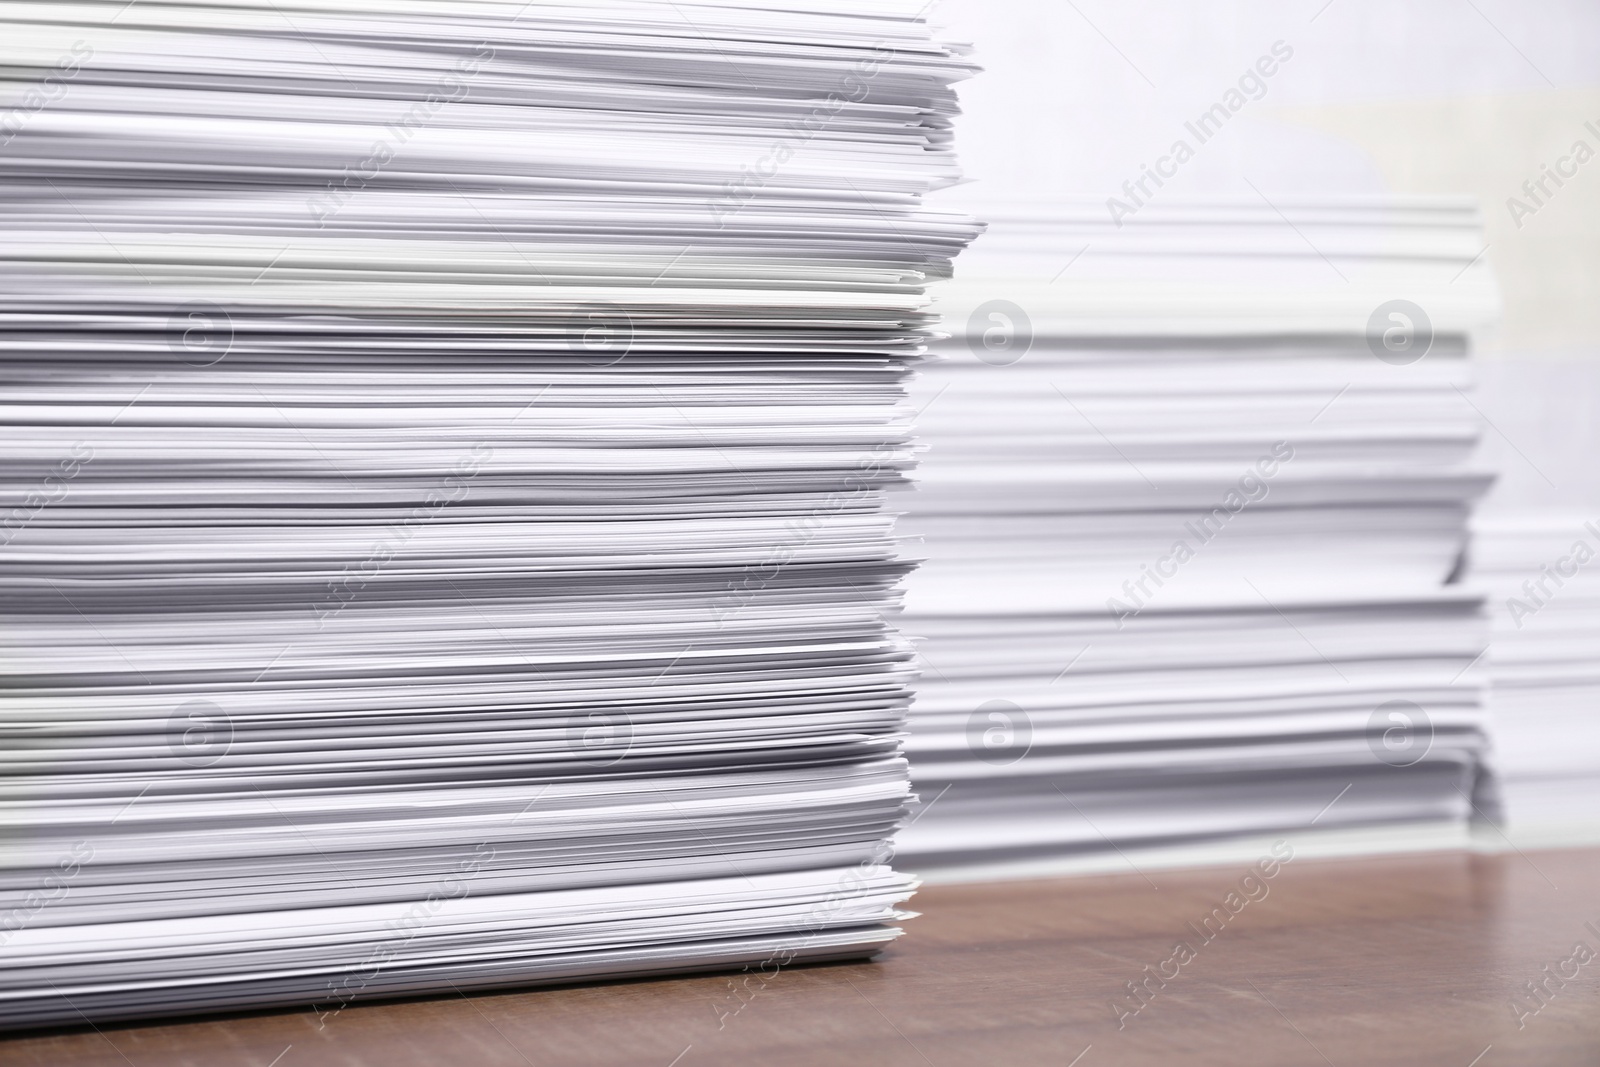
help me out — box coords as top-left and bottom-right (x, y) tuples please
(7, 846), (1600, 1067)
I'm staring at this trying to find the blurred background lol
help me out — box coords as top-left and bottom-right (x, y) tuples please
(895, 0), (1600, 875)
(935, 0), (1600, 506)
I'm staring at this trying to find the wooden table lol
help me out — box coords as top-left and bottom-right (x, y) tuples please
(8, 846), (1600, 1067)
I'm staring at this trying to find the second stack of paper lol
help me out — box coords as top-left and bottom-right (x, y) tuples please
(894, 199), (1500, 875)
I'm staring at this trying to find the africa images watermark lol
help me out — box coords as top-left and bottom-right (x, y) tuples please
(308, 42), (496, 227)
(1503, 518), (1600, 630)
(707, 43), (895, 228)
(308, 442), (492, 630)
(1111, 840), (1296, 1029)
(1106, 40), (1295, 227)
(708, 437), (899, 628)
(966, 699), (1031, 766)
(2, 441), (94, 548)
(1106, 441), (1296, 628)
(313, 842), (498, 1027)
(1505, 118), (1600, 230)
(0, 841), (94, 947)
(710, 836), (898, 1031)
(0, 40), (92, 148)
(1508, 922), (1600, 1031)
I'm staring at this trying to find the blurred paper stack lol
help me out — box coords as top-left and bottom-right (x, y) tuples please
(1472, 513), (1600, 840)
(894, 200), (1499, 875)
(0, 0), (978, 1027)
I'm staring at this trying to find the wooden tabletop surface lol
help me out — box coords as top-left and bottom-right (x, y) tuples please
(7, 845), (1600, 1067)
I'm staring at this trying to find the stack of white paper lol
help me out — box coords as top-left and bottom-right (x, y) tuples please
(1473, 512), (1600, 837)
(0, 0), (978, 1026)
(893, 199), (1499, 873)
